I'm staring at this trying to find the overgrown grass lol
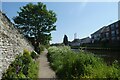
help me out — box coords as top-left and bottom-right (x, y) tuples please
(2, 49), (39, 79)
(47, 46), (120, 79)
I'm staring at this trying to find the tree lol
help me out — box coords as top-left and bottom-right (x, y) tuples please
(63, 35), (69, 45)
(13, 2), (57, 46)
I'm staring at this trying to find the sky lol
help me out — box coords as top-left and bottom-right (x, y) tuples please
(1, 2), (118, 43)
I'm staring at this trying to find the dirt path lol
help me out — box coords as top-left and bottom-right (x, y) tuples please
(38, 49), (56, 78)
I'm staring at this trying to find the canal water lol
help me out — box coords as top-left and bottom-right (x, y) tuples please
(86, 49), (120, 65)
(72, 49), (120, 65)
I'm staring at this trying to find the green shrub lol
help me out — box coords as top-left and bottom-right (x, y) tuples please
(39, 45), (44, 53)
(2, 50), (39, 79)
(28, 60), (39, 78)
(31, 51), (39, 59)
(23, 49), (31, 56)
(48, 46), (120, 79)
(44, 44), (50, 49)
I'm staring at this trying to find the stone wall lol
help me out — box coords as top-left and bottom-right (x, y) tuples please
(0, 11), (34, 79)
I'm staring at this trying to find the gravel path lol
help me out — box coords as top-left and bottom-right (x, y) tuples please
(38, 49), (56, 78)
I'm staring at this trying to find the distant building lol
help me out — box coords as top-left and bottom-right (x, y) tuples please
(91, 20), (120, 46)
(69, 39), (81, 46)
(109, 21), (120, 42)
(69, 37), (91, 47)
(80, 37), (91, 45)
(91, 26), (107, 43)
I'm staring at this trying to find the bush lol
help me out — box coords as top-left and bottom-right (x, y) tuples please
(48, 46), (120, 79)
(23, 49), (31, 56)
(28, 60), (39, 78)
(44, 44), (50, 49)
(2, 49), (39, 79)
(39, 45), (44, 54)
(31, 51), (39, 59)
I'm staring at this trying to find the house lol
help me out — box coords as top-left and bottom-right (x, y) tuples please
(109, 21), (120, 42)
(69, 37), (91, 47)
(91, 26), (107, 43)
(69, 39), (81, 46)
(80, 37), (91, 45)
(91, 20), (120, 46)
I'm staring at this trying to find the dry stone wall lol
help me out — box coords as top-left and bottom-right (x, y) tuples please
(0, 11), (34, 79)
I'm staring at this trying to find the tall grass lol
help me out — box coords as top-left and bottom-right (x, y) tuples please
(48, 46), (120, 79)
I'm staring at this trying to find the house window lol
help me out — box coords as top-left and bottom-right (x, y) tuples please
(116, 29), (119, 34)
(106, 27), (110, 31)
(111, 31), (115, 37)
(94, 35), (97, 39)
(116, 23), (118, 28)
(111, 24), (115, 30)
(92, 36), (94, 39)
(98, 34), (101, 37)
(106, 33), (109, 38)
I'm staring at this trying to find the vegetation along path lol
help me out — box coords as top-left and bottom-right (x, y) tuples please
(38, 49), (56, 78)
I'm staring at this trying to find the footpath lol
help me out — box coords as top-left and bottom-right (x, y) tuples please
(38, 49), (56, 79)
